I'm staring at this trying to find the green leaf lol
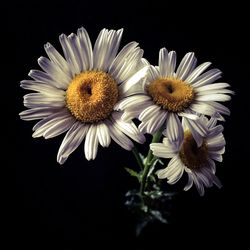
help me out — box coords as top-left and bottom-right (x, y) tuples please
(139, 153), (146, 162)
(125, 167), (139, 179)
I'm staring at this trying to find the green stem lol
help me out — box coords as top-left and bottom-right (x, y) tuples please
(140, 131), (162, 195)
(132, 147), (144, 170)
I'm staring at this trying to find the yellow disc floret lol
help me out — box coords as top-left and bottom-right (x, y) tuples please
(179, 131), (208, 169)
(66, 71), (118, 123)
(147, 77), (194, 112)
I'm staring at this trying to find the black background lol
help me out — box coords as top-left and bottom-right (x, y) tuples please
(7, 0), (249, 246)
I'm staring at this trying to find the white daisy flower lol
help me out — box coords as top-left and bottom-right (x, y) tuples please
(19, 27), (148, 164)
(150, 116), (225, 196)
(116, 48), (233, 144)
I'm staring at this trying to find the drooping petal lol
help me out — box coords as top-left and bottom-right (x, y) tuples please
(84, 124), (99, 160)
(57, 122), (89, 164)
(96, 122), (111, 147)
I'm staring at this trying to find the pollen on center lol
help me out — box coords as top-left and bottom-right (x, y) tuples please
(147, 77), (194, 112)
(66, 71), (118, 123)
(179, 131), (208, 169)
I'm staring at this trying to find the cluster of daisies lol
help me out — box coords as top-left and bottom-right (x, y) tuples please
(20, 27), (233, 195)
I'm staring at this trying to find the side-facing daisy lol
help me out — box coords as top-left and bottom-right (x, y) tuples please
(150, 116), (225, 196)
(20, 27), (148, 164)
(115, 48), (233, 144)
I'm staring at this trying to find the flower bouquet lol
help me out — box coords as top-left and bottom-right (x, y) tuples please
(19, 27), (233, 235)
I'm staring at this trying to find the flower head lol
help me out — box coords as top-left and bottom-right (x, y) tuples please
(116, 48), (233, 144)
(20, 27), (148, 164)
(150, 116), (225, 196)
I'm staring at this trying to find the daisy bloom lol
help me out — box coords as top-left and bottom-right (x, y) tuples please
(150, 116), (225, 196)
(19, 27), (148, 164)
(115, 48), (233, 144)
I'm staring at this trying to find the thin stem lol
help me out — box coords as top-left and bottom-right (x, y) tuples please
(132, 147), (144, 170)
(140, 131), (162, 195)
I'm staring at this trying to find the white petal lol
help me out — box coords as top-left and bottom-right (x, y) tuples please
(68, 33), (84, 72)
(209, 146), (225, 155)
(77, 27), (93, 70)
(138, 122), (148, 134)
(59, 34), (80, 76)
(150, 143), (177, 158)
(167, 51), (176, 77)
(166, 157), (185, 183)
(121, 110), (140, 122)
(196, 93), (231, 102)
(195, 82), (231, 92)
(207, 158), (216, 174)
(44, 42), (71, 76)
(32, 109), (72, 137)
(111, 112), (145, 144)
(43, 116), (75, 139)
(118, 66), (149, 94)
(84, 124), (99, 160)
(119, 81), (146, 98)
(185, 62), (212, 83)
(140, 111), (165, 134)
(192, 69), (222, 87)
(116, 48), (144, 82)
(139, 104), (161, 121)
(165, 113), (183, 143)
(176, 52), (197, 80)
(162, 137), (180, 151)
(197, 168), (213, 187)
(28, 70), (63, 89)
(207, 133), (226, 148)
(208, 125), (224, 137)
(208, 152), (223, 162)
(147, 111), (167, 134)
(213, 175), (222, 188)
(157, 155), (180, 179)
(109, 42), (139, 78)
(159, 48), (168, 77)
(38, 56), (71, 88)
(20, 80), (65, 96)
(183, 117), (208, 147)
(93, 29), (108, 70)
(57, 122), (89, 164)
(115, 95), (151, 110)
(97, 122), (111, 147)
(146, 65), (160, 83)
(184, 173), (194, 191)
(207, 116), (217, 128)
(23, 93), (65, 109)
(167, 165), (184, 184)
(19, 107), (60, 121)
(93, 29), (123, 71)
(207, 102), (230, 116)
(189, 102), (216, 116)
(192, 173), (205, 196)
(178, 112), (199, 120)
(32, 109), (69, 131)
(104, 120), (134, 150)
(105, 29), (123, 70)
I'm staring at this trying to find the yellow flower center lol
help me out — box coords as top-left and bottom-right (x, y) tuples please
(179, 131), (208, 170)
(147, 77), (194, 112)
(66, 71), (118, 123)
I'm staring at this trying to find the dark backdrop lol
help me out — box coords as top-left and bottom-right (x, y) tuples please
(7, 0), (249, 246)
